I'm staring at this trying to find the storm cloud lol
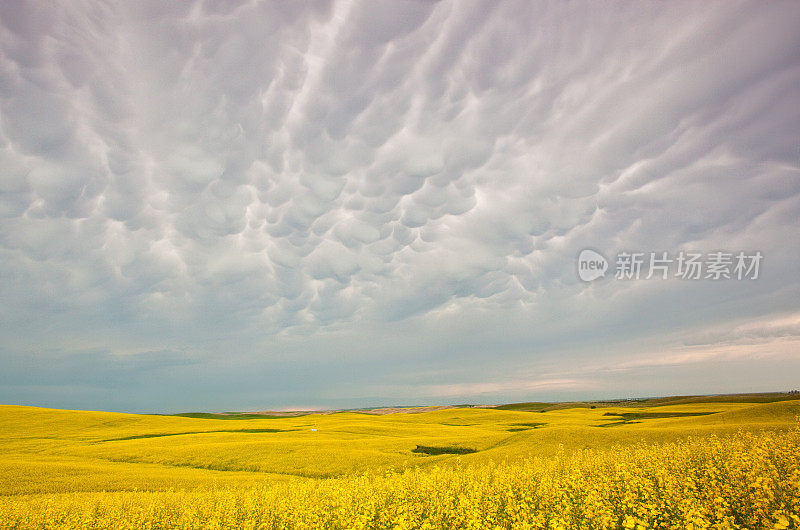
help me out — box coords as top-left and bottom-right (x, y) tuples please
(1, 0), (799, 412)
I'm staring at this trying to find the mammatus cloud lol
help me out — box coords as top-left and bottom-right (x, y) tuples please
(0, 1), (799, 411)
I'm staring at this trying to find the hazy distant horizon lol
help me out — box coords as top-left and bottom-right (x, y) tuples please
(6, 390), (798, 417)
(1, 1), (799, 413)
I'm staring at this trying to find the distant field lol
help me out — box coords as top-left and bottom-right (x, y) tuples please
(491, 391), (800, 412)
(1, 394), (798, 528)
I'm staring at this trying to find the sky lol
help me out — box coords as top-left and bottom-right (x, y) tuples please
(0, 1), (799, 413)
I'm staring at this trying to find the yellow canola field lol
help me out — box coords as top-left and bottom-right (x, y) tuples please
(0, 400), (799, 528)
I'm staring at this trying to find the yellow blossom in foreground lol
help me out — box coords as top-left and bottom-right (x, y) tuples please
(0, 427), (798, 529)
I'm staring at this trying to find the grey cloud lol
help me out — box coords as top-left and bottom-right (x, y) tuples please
(0, 0), (799, 411)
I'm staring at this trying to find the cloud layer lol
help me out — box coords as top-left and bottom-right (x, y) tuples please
(1, 0), (799, 411)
